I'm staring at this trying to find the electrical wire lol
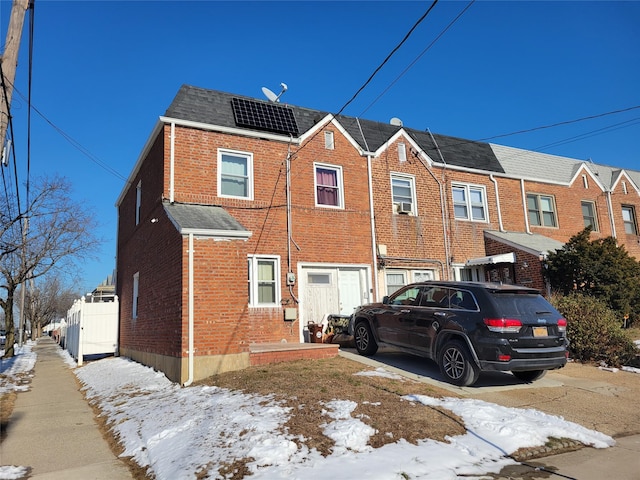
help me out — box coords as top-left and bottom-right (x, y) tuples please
(357, 0), (476, 119)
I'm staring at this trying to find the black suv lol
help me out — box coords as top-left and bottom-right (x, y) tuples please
(349, 281), (568, 386)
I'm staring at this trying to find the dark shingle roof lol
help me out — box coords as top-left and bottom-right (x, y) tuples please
(164, 85), (504, 173)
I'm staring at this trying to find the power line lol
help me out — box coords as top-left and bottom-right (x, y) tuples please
(358, 0), (476, 119)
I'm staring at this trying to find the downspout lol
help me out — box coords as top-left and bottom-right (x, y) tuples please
(606, 190), (617, 238)
(426, 130), (452, 279)
(183, 233), (194, 387)
(356, 118), (379, 301)
(520, 179), (531, 234)
(367, 154), (379, 301)
(170, 122), (176, 203)
(489, 174), (505, 232)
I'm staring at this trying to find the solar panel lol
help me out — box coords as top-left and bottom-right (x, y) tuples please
(231, 97), (299, 136)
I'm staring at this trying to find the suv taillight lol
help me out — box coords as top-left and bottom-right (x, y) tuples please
(557, 318), (567, 333)
(484, 318), (522, 333)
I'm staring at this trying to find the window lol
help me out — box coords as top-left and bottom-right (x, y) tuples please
(218, 149), (253, 199)
(386, 272), (406, 295)
(413, 270), (435, 283)
(314, 163), (343, 208)
(132, 272), (139, 319)
(581, 201), (598, 231)
(135, 181), (142, 225)
(398, 142), (407, 162)
(452, 184), (487, 221)
(248, 256), (280, 306)
(527, 194), (557, 227)
(391, 174), (416, 214)
(622, 205), (638, 235)
(324, 131), (335, 150)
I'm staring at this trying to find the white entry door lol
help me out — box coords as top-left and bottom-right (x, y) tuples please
(338, 269), (365, 316)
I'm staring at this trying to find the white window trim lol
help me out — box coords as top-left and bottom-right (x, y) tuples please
(314, 162), (344, 209)
(324, 131), (335, 150)
(527, 193), (558, 228)
(217, 148), (254, 200)
(390, 172), (417, 215)
(581, 200), (598, 231)
(385, 270), (407, 296)
(132, 272), (139, 319)
(452, 183), (488, 222)
(248, 255), (281, 307)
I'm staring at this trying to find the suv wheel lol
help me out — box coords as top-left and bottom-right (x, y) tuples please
(512, 370), (546, 383)
(438, 340), (480, 386)
(354, 321), (378, 356)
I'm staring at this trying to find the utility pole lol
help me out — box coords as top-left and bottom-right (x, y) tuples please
(0, 0), (32, 149)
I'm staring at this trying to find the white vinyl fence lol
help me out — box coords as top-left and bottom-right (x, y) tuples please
(65, 296), (119, 366)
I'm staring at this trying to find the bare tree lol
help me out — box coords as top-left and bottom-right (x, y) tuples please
(1, 176), (101, 357)
(22, 275), (78, 340)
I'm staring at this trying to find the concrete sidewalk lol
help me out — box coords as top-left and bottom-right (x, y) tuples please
(1, 337), (132, 479)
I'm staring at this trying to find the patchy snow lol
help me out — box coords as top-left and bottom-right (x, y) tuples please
(354, 366), (405, 381)
(0, 345), (618, 480)
(0, 342), (36, 395)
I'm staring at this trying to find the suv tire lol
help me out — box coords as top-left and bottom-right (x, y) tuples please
(354, 321), (378, 356)
(438, 340), (480, 386)
(512, 370), (546, 383)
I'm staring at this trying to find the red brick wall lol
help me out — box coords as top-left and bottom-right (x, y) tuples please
(484, 236), (547, 293)
(165, 123), (373, 344)
(608, 176), (640, 260)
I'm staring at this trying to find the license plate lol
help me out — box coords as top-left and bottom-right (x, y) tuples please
(533, 326), (548, 337)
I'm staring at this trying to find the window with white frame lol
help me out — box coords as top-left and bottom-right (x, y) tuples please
(218, 149), (253, 199)
(248, 255), (280, 306)
(314, 163), (344, 208)
(527, 193), (557, 227)
(324, 131), (335, 150)
(135, 181), (142, 225)
(581, 201), (598, 231)
(452, 184), (487, 221)
(413, 270), (435, 282)
(622, 205), (638, 235)
(398, 142), (407, 162)
(391, 173), (416, 214)
(385, 271), (407, 295)
(132, 272), (139, 319)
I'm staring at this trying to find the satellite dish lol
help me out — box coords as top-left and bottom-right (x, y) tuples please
(262, 87), (278, 102)
(390, 117), (403, 126)
(261, 82), (288, 102)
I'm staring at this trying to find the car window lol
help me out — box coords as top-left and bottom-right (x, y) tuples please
(418, 286), (450, 307)
(389, 286), (421, 305)
(490, 293), (557, 318)
(450, 290), (478, 310)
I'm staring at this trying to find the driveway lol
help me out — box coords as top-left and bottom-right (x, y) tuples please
(340, 347), (640, 438)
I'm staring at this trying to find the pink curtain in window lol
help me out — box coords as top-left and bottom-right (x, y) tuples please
(316, 168), (338, 205)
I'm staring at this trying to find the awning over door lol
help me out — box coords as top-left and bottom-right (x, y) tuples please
(466, 252), (516, 266)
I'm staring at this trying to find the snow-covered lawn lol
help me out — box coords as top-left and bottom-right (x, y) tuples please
(0, 345), (616, 480)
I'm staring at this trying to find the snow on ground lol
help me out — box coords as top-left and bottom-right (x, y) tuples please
(0, 344), (617, 480)
(0, 342), (36, 395)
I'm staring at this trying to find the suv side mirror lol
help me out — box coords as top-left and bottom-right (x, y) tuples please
(382, 295), (390, 304)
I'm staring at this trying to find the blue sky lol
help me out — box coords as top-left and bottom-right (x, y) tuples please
(2, 0), (639, 292)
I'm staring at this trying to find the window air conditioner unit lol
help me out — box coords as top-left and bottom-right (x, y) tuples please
(398, 202), (412, 214)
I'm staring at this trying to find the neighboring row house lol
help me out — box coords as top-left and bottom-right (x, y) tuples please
(116, 85), (640, 383)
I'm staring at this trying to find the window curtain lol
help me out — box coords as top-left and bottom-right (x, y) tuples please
(316, 168), (338, 206)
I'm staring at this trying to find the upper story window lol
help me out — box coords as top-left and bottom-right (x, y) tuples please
(248, 255), (280, 307)
(324, 131), (335, 150)
(581, 201), (598, 231)
(398, 142), (407, 162)
(527, 193), (557, 227)
(391, 173), (416, 215)
(135, 181), (142, 225)
(622, 205), (638, 235)
(218, 149), (253, 199)
(314, 163), (344, 208)
(132, 272), (140, 319)
(452, 184), (487, 221)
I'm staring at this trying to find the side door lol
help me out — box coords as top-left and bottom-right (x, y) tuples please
(407, 286), (452, 357)
(373, 285), (421, 346)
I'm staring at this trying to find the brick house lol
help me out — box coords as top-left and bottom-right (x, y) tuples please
(116, 85), (640, 383)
